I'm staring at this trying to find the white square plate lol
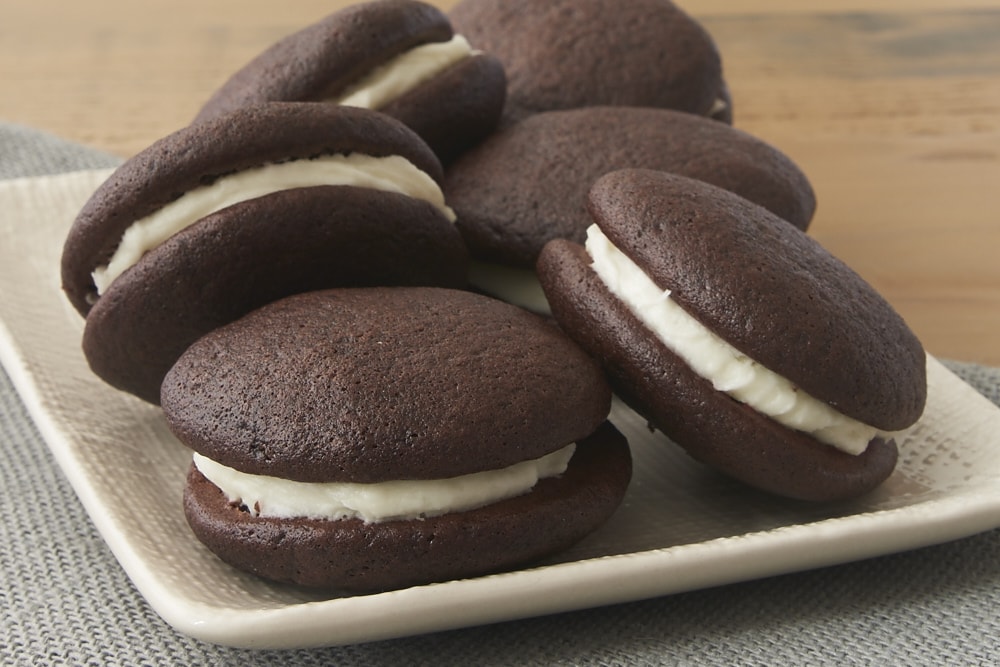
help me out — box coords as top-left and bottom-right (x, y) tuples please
(2, 170), (1000, 649)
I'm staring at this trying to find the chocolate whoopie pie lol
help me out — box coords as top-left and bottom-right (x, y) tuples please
(537, 169), (926, 502)
(194, 0), (506, 164)
(444, 106), (815, 309)
(449, 0), (726, 125)
(61, 103), (467, 404)
(162, 287), (631, 592)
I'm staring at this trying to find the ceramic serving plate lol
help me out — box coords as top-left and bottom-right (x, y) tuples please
(2, 170), (1000, 649)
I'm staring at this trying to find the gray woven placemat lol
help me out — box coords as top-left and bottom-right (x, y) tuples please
(2, 123), (999, 666)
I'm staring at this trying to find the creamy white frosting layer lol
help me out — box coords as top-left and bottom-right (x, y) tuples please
(710, 97), (728, 117)
(585, 224), (892, 455)
(192, 444), (576, 524)
(334, 35), (475, 110)
(91, 153), (455, 295)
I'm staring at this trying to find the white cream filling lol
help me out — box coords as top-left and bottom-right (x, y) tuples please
(91, 153), (455, 295)
(193, 444), (576, 524)
(585, 224), (893, 455)
(333, 35), (475, 110)
(710, 97), (729, 117)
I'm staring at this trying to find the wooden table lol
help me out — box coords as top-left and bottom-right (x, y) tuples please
(3, 0), (998, 364)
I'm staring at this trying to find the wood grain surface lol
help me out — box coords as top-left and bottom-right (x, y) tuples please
(2, 0), (998, 364)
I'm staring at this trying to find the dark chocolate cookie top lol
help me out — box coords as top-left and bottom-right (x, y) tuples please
(587, 169), (926, 430)
(444, 106), (816, 268)
(194, 0), (454, 123)
(449, 0), (723, 123)
(161, 287), (612, 483)
(61, 103), (444, 316)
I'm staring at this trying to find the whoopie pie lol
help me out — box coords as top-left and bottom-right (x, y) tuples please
(61, 103), (467, 403)
(449, 0), (727, 124)
(162, 287), (631, 591)
(194, 0), (506, 164)
(444, 106), (816, 309)
(537, 169), (926, 501)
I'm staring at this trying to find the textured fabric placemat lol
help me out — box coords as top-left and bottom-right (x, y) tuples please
(2, 122), (1000, 666)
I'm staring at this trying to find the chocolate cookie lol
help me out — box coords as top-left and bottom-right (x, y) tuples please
(62, 103), (466, 403)
(449, 0), (724, 124)
(444, 106), (815, 306)
(537, 169), (926, 501)
(194, 0), (506, 164)
(162, 287), (631, 591)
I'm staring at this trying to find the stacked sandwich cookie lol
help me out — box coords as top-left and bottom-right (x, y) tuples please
(162, 288), (631, 591)
(537, 170), (927, 502)
(61, 103), (467, 405)
(449, 0), (730, 125)
(194, 0), (506, 165)
(444, 106), (816, 310)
